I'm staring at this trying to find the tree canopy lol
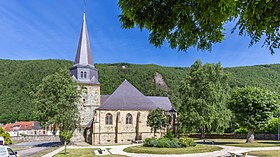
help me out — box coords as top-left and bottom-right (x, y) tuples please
(34, 68), (80, 135)
(228, 86), (279, 142)
(147, 108), (168, 137)
(178, 60), (231, 138)
(119, 0), (279, 53)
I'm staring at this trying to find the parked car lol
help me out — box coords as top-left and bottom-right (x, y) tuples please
(0, 146), (20, 157)
(0, 136), (4, 145)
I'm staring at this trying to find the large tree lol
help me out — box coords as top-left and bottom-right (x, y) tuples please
(178, 60), (231, 140)
(34, 68), (80, 147)
(119, 0), (279, 53)
(228, 87), (279, 143)
(147, 108), (168, 137)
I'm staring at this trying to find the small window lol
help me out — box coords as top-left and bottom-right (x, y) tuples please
(84, 72), (87, 78)
(81, 71), (84, 78)
(168, 115), (172, 124)
(126, 113), (133, 124)
(105, 113), (113, 125)
(7, 148), (15, 155)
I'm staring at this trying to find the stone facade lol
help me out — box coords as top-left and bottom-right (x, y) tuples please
(92, 110), (176, 145)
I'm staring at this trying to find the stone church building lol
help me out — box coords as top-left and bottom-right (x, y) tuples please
(70, 13), (177, 145)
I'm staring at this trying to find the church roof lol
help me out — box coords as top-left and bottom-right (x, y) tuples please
(74, 13), (94, 66)
(100, 80), (175, 111)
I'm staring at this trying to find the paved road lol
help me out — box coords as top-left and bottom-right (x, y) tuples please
(15, 141), (61, 157)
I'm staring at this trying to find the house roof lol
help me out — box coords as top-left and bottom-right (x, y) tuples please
(14, 121), (33, 130)
(100, 80), (175, 111)
(3, 124), (14, 132)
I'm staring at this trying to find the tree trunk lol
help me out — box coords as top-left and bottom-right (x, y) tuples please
(154, 128), (156, 138)
(246, 128), (254, 143)
(201, 127), (205, 143)
(64, 141), (67, 154)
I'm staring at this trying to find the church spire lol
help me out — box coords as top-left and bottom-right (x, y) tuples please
(74, 12), (94, 66)
(70, 10), (99, 84)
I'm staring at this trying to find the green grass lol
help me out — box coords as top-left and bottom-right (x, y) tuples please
(28, 147), (61, 157)
(195, 139), (280, 147)
(54, 148), (126, 157)
(249, 150), (280, 157)
(123, 145), (222, 154)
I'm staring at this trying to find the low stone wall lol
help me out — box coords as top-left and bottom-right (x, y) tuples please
(188, 133), (278, 140)
(11, 135), (60, 143)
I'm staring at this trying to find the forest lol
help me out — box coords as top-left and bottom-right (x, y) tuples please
(0, 59), (279, 124)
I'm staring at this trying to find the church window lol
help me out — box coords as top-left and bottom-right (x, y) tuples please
(105, 113), (113, 125)
(81, 87), (88, 95)
(168, 115), (172, 124)
(126, 113), (132, 124)
(81, 71), (84, 78)
(84, 72), (87, 78)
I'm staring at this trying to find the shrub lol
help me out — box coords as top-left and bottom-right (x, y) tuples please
(163, 131), (175, 139)
(144, 138), (158, 147)
(179, 137), (196, 147)
(234, 127), (248, 134)
(157, 138), (181, 148)
(0, 127), (12, 145)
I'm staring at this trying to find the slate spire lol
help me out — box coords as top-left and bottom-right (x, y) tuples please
(70, 12), (99, 84)
(74, 13), (94, 66)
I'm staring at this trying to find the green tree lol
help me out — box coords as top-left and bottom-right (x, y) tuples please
(178, 60), (230, 140)
(60, 130), (73, 154)
(34, 68), (80, 144)
(228, 87), (279, 143)
(147, 108), (168, 137)
(119, 0), (279, 53)
(0, 127), (12, 145)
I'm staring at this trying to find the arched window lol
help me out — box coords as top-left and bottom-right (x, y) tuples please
(126, 113), (133, 124)
(81, 71), (84, 78)
(168, 115), (172, 124)
(105, 113), (113, 125)
(84, 72), (87, 78)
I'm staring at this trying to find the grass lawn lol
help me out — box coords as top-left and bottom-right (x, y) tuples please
(54, 148), (127, 157)
(195, 139), (280, 147)
(249, 150), (280, 157)
(28, 147), (61, 157)
(123, 145), (222, 154)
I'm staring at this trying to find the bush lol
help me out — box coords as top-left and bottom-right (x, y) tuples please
(144, 138), (158, 147)
(179, 137), (196, 147)
(144, 137), (196, 148)
(0, 127), (12, 145)
(163, 131), (175, 139)
(234, 127), (248, 134)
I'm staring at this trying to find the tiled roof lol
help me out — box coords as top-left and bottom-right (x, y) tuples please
(3, 124), (14, 132)
(99, 80), (175, 111)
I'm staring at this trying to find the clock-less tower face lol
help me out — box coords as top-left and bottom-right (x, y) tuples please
(78, 85), (100, 127)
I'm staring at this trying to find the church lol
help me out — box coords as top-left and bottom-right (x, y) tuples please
(70, 13), (177, 145)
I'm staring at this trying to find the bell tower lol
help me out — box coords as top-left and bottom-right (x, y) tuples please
(70, 12), (100, 143)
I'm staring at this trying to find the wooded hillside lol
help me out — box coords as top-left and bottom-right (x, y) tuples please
(0, 59), (279, 123)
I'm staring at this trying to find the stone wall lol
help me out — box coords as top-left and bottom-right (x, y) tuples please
(92, 110), (168, 145)
(188, 133), (278, 140)
(11, 135), (60, 143)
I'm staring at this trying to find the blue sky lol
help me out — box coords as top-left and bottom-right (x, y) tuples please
(0, 0), (279, 67)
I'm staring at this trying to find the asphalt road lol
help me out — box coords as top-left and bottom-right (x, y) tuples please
(14, 141), (61, 157)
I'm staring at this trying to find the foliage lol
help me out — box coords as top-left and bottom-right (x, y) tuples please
(163, 131), (175, 139)
(228, 86), (279, 142)
(1, 59), (280, 127)
(119, 0), (280, 53)
(228, 87), (279, 129)
(234, 127), (248, 134)
(179, 137), (197, 147)
(0, 127), (12, 145)
(178, 60), (231, 136)
(147, 108), (168, 136)
(60, 130), (73, 154)
(34, 68), (80, 137)
(144, 137), (196, 148)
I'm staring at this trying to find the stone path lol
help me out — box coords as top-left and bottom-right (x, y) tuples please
(43, 144), (280, 157)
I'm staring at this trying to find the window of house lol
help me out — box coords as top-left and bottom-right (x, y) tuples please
(81, 71), (84, 78)
(84, 72), (87, 78)
(126, 113), (133, 124)
(105, 113), (113, 125)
